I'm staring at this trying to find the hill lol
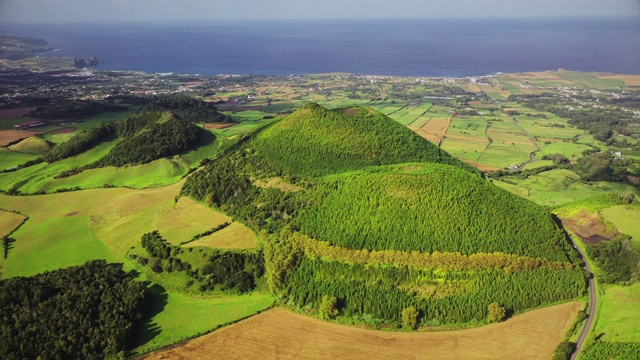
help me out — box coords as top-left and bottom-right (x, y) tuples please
(183, 103), (585, 327)
(246, 103), (476, 177)
(44, 111), (206, 170)
(140, 97), (232, 123)
(7, 137), (51, 154)
(95, 112), (203, 167)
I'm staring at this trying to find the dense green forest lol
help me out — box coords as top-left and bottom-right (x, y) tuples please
(0, 260), (147, 359)
(182, 103), (585, 325)
(44, 123), (117, 162)
(294, 164), (574, 261)
(140, 96), (231, 123)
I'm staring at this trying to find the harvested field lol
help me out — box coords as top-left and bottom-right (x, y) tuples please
(412, 117), (451, 145)
(0, 209), (25, 238)
(157, 197), (231, 245)
(183, 222), (258, 250)
(461, 160), (502, 172)
(0, 130), (41, 146)
(204, 123), (236, 129)
(0, 107), (36, 119)
(146, 302), (581, 360)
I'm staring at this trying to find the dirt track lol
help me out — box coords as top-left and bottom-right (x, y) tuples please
(144, 303), (580, 360)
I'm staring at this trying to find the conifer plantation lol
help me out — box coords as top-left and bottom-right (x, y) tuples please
(183, 103), (586, 327)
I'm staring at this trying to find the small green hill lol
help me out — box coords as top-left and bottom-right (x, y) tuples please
(247, 103), (476, 177)
(95, 112), (204, 167)
(44, 111), (207, 168)
(140, 97), (232, 123)
(7, 137), (51, 154)
(295, 163), (571, 262)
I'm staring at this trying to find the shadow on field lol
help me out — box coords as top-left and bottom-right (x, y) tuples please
(196, 128), (217, 148)
(129, 283), (169, 352)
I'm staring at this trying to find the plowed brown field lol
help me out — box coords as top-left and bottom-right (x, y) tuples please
(145, 302), (580, 360)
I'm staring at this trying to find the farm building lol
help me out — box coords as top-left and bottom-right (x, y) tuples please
(14, 120), (45, 128)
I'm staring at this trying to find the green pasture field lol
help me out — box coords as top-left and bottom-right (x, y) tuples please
(476, 143), (535, 168)
(447, 117), (488, 138)
(227, 110), (271, 122)
(131, 292), (274, 356)
(394, 105), (431, 126)
(518, 122), (584, 139)
(491, 180), (530, 198)
(406, 115), (431, 128)
(44, 132), (76, 144)
(487, 132), (534, 146)
(0, 148), (39, 169)
(537, 141), (592, 161)
(213, 118), (274, 137)
(498, 169), (635, 206)
(262, 103), (295, 113)
(522, 159), (554, 170)
(440, 138), (487, 161)
(600, 205), (640, 244)
(594, 282), (640, 343)
(487, 121), (523, 134)
(497, 78), (523, 95)
(551, 71), (625, 89)
(48, 158), (188, 192)
(0, 138), (120, 193)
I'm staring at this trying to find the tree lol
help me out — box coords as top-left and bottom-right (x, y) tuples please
(401, 306), (419, 330)
(318, 295), (339, 320)
(487, 302), (506, 323)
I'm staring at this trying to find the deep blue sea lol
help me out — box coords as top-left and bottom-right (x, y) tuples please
(1, 19), (639, 77)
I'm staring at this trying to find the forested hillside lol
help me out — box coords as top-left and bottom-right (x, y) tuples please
(140, 96), (232, 123)
(182, 103), (585, 327)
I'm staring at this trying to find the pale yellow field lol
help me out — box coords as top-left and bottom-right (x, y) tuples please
(412, 117), (451, 145)
(184, 222), (258, 250)
(0, 209), (25, 238)
(157, 197), (232, 245)
(146, 302), (581, 360)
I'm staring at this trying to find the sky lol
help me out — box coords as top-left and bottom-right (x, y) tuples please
(1, 0), (639, 23)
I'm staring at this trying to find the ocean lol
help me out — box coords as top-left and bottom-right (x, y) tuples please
(1, 18), (639, 77)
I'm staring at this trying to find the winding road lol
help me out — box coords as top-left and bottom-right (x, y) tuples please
(570, 241), (597, 360)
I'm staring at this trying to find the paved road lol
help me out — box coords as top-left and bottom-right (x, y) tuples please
(571, 242), (597, 360)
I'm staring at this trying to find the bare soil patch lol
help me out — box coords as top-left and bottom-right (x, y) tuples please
(145, 302), (580, 360)
(559, 210), (619, 245)
(412, 117), (451, 145)
(461, 159), (502, 172)
(0, 130), (41, 146)
(64, 211), (80, 217)
(0, 107), (36, 119)
(203, 123), (236, 130)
